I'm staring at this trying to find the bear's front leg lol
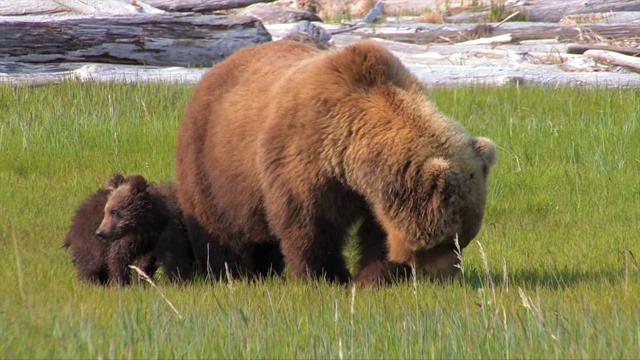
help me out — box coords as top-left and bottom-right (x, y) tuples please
(355, 216), (411, 285)
(107, 240), (135, 286)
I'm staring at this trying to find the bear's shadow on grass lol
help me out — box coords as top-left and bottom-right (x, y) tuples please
(456, 267), (632, 290)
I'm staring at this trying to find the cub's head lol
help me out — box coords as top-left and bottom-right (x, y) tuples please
(379, 136), (497, 278)
(95, 173), (150, 242)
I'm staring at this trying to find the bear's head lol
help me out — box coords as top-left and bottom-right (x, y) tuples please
(95, 173), (151, 242)
(377, 136), (497, 278)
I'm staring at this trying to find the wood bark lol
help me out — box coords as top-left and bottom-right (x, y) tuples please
(143, 0), (275, 12)
(445, 0), (640, 23)
(361, 23), (640, 45)
(0, 14), (271, 67)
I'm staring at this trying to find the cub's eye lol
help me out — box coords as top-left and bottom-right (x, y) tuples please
(469, 172), (475, 180)
(110, 209), (120, 217)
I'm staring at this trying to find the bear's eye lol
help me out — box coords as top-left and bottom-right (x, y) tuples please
(110, 209), (120, 218)
(469, 172), (475, 180)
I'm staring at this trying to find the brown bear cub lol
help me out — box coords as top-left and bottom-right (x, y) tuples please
(175, 40), (496, 285)
(64, 174), (193, 285)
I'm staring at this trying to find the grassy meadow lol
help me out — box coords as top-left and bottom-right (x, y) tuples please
(1, 82), (639, 358)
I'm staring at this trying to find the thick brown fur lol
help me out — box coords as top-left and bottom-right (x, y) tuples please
(64, 174), (194, 285)
(64, 188), (113, 284)
(175, 40), (496, 285)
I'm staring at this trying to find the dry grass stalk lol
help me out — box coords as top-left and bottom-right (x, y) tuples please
(224, 261), (234, 290)
(129, 265), (183, 319)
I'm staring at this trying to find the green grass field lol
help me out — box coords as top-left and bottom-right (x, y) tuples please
(1, 82), (639, 358)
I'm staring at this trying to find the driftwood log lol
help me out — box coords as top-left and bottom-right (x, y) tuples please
(0, 0), (275, 16)
(238, 3), (321, 24)
(360, 23), (640, 45)
(444, 0), (640, 23)
(4, 60), (640, 88)
(583, 50), (640, 73)
(567, 44), (640, 57)
(0, 14), (271, 67)
(144, 0), (274, 12)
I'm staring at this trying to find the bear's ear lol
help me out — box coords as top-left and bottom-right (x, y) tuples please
(473, 137), (497, 168)
(107, 173), (126, 191)
(423, 157), (456, 217)
(126, 175), (148, 193)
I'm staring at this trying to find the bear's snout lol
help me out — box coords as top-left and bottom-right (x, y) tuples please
(95, 228), (108, 241)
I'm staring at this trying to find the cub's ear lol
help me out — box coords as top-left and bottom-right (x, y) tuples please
(423, 158), (457, 219)
(126, 175), (148, 193)
(473, 137), (497, 167)
(106, 173), (126, 191)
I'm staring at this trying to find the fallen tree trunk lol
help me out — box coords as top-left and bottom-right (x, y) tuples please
(445, 0), (640, 23)
(0, 0), (275, 16)
(567, 43), (640, 57)
(143, 0), (275, 12)
(0, 62), (208, 85)
(0, 14), (271, 67)
(584, 50), (640, 73)
(3, 61), (640, 88)
(361, 23), (640, 45)
(405, 63), (640, 88)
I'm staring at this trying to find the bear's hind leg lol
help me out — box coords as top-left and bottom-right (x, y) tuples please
(183, 217), (231, 280)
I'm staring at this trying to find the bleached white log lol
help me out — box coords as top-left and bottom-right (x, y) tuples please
(0, 63), (207, 85)
(583, 50), (640, 73)
(444, 0), (640, 23)
(52, 0), (164, 15)
(360, 23), (640, 45)
(455, 34), (512, 46)
(405, 63), (640, 88)
(4, 61), (640, 88)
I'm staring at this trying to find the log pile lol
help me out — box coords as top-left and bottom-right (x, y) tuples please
(1, 0), (639, 87)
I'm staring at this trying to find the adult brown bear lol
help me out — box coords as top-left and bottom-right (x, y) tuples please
(175, 40), (496, 284)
